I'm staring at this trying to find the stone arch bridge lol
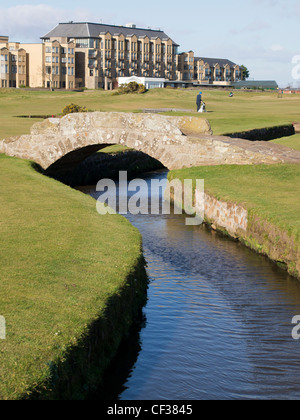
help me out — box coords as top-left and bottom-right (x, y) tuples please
(0, 112), (299, 172)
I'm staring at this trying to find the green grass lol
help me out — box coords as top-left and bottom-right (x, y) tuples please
(271, 134), (300, 150)
(100, 144), (131, 154)
(1, 88), (300, 141)
(169, 164), (300, 241)
(0, 154), (143, 399)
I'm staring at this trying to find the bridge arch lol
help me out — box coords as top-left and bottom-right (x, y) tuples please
(1, 112), (299, 172)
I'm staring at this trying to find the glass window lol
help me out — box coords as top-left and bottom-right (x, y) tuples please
(76, 39), (89, 48)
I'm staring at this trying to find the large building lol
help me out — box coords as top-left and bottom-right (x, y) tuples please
(0, 36), (27, 88)
(41, 22), (180, 90)
(1, 22), (246, 90)
(22, 40), (76, 89)
(176, 51), (242, 86)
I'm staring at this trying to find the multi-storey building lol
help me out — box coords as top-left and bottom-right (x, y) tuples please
(41, 22), (179, 89)
(0, 24), (244, 90)
(0, 36), (27, 88)
(22, 40), (76, 89)
(177, 51), (242, 86)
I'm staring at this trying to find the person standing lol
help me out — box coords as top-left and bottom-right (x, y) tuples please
(196, 91), (202, 112)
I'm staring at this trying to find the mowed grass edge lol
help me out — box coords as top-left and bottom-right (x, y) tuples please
(0, 154), (146, 400)
(169, 164), (300, 239)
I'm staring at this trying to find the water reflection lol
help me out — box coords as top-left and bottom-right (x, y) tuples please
(80, 170), (300, 400)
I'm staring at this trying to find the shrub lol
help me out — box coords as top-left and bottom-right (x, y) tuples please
(62, 103), (90, 116)
(112, 82), (147, 96)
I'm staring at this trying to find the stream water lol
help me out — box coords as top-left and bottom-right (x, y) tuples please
(80, 170), (300, 400)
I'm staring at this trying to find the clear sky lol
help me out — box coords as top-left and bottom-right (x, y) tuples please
(0, 0), (299, 87)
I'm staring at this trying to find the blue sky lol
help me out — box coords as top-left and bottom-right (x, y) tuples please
(1, 0), (299, 87)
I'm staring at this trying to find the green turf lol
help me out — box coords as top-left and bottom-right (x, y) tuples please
(0, 154), (143, 399)
(169, 164), (300, 241)
(271, 134), (300, 151)
(1, 88), (300, 143)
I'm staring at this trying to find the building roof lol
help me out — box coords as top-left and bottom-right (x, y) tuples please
(41, 22), (179, 45)
(194, 57), (237, 67)
(233, 80), (278, 89)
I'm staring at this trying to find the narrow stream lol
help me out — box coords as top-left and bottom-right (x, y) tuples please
(80, 170), (300, 400)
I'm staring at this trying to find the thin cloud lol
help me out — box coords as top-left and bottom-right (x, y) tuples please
(0, 4), (110, 42)
(271, 45), (284, 52)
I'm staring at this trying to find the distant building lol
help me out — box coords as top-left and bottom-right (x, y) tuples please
(0, 36), (27, 88)
(176, 51), (241, 86)
(41, 22), (179, 90)
(1, 23), (261, 91)
(233, 80), (279, 90)
(22, 40), (76, 89)
(117, 75), (165, 89)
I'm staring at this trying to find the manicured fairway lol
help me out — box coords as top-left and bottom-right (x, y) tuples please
(0, 154), (144, 399)
(0, 88), (300, 151)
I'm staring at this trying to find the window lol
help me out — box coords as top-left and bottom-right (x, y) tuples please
(1, 64), (8, 74)
(76, 39), (89, 48)
(46, 47), (51, 53)
(46, 56), (51, 63)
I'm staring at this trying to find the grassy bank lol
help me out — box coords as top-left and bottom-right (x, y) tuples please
(0, 154), (147, 400)
(272, 134), (300, 151)
(0, 88), (300, 151)
(169, 164), (300, 277)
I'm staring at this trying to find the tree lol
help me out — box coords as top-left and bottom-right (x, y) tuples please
(240, 65), (250, 80)
(45, 66), (54, 90)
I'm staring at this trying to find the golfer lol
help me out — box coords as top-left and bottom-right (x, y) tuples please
(196, 92), (202, 112)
